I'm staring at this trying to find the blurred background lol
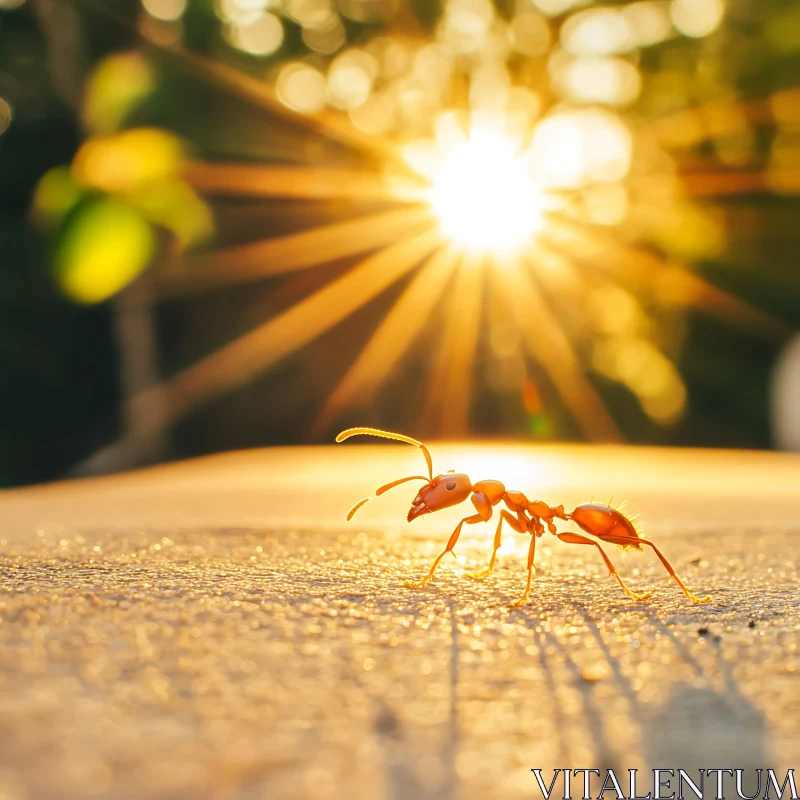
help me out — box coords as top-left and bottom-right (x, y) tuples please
(0, 0), (798, 488)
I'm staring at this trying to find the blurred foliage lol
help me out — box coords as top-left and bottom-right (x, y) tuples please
(0, 0), (798, 484)
(54, 195), (156, 304)
(30, 59), (212, 304)
(82, 50), (155, 134)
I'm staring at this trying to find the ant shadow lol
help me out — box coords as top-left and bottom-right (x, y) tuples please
(643, 632), (769, 795)
(538, 626), (627, 778)
(372, 702), (431, 800)
(372, 597), (460, 800)
(531, 603), (770, 794)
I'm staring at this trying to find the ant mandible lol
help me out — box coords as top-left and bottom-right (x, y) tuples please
(336, 427), (711, 606)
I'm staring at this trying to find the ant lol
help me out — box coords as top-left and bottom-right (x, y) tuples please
(336, 427), (711, 606)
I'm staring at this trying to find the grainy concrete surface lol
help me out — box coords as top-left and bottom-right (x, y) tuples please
(0, 444), (798, 800)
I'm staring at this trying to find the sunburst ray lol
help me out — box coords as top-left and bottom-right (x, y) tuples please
(132, 227), (443, 432)
(311, 242), (462, 436)
(521, 242), (588, 304)
(159, 206), (435, 296)
(493, 253), (623, 443)
(672, 168), (800, 198)
(640, 88), (800, 150)
(544, 214), (789, 341)
(183, 161), (428, 203)
(421, 253), (485, 437)
(143, 42), (398, 163)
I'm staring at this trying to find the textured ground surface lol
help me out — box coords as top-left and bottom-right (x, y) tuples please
(0, 443), (798, 800)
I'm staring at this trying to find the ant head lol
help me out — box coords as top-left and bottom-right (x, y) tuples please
(336, 428), (473, 522)
(407, 473), (473, 522)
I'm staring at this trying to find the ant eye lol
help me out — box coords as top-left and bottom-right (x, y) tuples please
(446, 481), (457, 491)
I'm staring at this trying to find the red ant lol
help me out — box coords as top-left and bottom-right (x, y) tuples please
(336, 427), (711, 606)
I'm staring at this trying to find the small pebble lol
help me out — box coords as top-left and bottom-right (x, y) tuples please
(748, 620), (756, 628)
(581, 662), (609, 682)
(374, 705), (399, 736)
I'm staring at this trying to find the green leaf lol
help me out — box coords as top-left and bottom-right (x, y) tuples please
(82, 52), (156, 135)
(54, 197), (156, 304)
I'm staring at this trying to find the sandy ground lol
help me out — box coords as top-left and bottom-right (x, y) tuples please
(0, 443), (798, 799)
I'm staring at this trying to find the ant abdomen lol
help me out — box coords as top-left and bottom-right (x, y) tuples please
(571, 502), (642, 549)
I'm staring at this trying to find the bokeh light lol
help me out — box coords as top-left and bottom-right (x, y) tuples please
(582, 183), (629, 226)
(561, 7), (637, 55)
(276, 62), (327, 114)
(440, 0), (495, 55)
(0, 97), (12, 136)
(216, 0), (274, 26)
(528, 108), (632, 188)
(224, 12), (283, 55)
(670, 0), (725, 38)
(285, 0), (332, 28)
(509, 11), (552, 58)
(554, 54), (642, 105)
(327, 50), (377, 111)
(142, 0), (187, 22)
(532, 0), (589, 18)
(302, 12), (346, 54)
(624, 1), (673, 46)
(772, 334), (800, 450)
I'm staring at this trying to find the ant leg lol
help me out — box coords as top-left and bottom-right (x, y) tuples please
(556, 532), (651, 602)
(635, 538), (711, 604)
(467, 510), (524, 580)
(510, 534), (537, 607)
(404, 513), (484, 589)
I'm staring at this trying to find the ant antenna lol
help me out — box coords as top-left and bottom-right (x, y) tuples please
(336, 427), (434, 481)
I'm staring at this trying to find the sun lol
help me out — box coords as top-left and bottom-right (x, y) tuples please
(405, 115), (546, 254)
(427, 126), (546, 255)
